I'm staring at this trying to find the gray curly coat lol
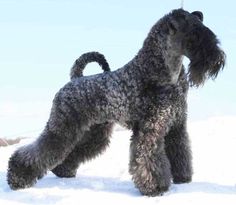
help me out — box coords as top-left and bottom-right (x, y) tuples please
(7, 9), (225, 196)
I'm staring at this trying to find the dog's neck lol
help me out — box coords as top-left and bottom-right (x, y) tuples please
(130, 32), (183, 85)
(163, 50), (184, 84)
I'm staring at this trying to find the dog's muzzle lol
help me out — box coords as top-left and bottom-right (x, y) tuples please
(186, 27), (226, 87)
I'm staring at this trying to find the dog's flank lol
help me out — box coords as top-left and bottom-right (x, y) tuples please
(7, 9), (225, 196)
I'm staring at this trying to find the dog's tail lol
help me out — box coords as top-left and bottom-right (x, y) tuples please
(70, 52), (110, 80)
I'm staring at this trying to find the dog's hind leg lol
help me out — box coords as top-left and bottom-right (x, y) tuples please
(165, 118), (192, 184)
(7, 94), (87, 190)
(51, 122), (114, 178)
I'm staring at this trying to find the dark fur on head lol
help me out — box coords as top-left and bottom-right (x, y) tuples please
(187, 27), (226, 87)
(165, 9), (226, 87)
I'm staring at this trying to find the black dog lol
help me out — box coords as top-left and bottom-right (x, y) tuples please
(8, 9), (225, 196)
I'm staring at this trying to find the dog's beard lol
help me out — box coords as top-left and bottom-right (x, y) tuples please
(187, 32), (226, 87)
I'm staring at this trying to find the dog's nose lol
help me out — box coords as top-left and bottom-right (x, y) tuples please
(191, 11), (203, 22)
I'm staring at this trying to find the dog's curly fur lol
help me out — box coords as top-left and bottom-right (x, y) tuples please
(70, 51), (110, 79)
(52, 51), (115, 178)
(7, 9), (225, 196)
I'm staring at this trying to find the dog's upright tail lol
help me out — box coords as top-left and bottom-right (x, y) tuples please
(70, 51), (110, 80)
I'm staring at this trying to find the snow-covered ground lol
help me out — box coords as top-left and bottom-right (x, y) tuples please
(1, 116), (236, 205)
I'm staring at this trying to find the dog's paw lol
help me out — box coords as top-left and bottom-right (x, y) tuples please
(131, 167), (171, 197)
(51, 164), (77, 178)
(173, 175), (192, 184)
(138, 183), (169, 197)
(7, 150), (44, 190)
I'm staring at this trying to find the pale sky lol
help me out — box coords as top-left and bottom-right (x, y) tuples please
(0, 0), (235, 137)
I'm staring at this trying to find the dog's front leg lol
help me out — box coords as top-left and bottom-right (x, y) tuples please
(165, 118), (192, 184)
(129, 119), (172, 196)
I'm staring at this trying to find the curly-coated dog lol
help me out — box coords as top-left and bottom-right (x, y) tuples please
(7, 9), (225, 196)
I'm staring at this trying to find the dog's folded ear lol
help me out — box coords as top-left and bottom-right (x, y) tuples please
(191, 11), (203, 22)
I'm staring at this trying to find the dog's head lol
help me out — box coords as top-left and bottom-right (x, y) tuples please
(164, 9), (226, 87)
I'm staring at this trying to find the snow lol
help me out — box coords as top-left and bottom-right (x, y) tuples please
(1, 117), (236, 205)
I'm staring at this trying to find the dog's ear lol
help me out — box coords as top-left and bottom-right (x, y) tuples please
(192, 11), (203, 22)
